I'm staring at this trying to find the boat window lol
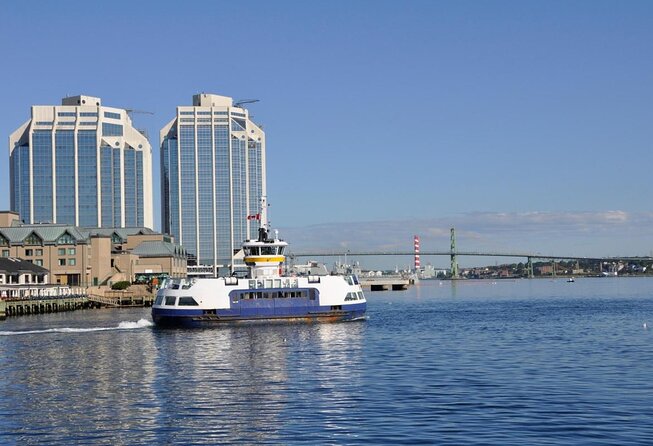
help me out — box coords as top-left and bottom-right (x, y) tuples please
(357, 291), (365, 300)
(154, 295), (164, 305)
(261, 246), (275, 255)
(165, 296), (177, 306)
(352, 275), (360, 285)
(178, 296), (199, 306)
(250, 247), (260, 255)
(278, 246), (285, 255)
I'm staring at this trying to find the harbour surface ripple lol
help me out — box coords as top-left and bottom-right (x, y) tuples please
(1, 277), (652, 444)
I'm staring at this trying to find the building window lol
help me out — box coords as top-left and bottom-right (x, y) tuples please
(56, 232), (75, 244)
(104, 111), (121, 120)
(68, 248), (76, 255)
(58, 248), (65, 256)
(34, 259), (43, 266)
(35, 249), (43, 256)
(102, 123), (123, 136)
(2, 250), (9, 257)
(24, 233), (42, 245)
(25, 249), (33, 256)
(58, 259), (66, 266)
(68, 258), (76, 266)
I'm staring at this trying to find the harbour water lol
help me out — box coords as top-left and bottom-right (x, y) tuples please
(1, 277), (652, 445)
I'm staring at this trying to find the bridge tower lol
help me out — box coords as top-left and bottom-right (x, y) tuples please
(414, 235), (420, 272)
(527, 257), (534, 278)
(450, 227), (459, 279)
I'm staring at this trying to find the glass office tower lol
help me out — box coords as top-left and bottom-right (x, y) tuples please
(160, 93), (266, 271)
(9, 95), (154, 229)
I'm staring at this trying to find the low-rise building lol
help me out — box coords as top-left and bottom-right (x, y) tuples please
(0, 211), (186, 286)
(0, 257), (49, 285)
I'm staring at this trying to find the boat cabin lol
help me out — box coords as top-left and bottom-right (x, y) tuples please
(243, 244), (285, 256)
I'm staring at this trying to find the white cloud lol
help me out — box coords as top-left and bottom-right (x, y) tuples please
(279, 210), (653, 267)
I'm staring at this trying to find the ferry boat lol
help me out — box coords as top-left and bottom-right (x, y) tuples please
(151, 200), (367, 327)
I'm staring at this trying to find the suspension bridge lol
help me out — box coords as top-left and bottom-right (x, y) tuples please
(288, 228), (653, 279)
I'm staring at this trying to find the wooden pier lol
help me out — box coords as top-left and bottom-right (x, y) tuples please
(0, 284), (155, 319)
(0, 296), (90, 318)
(87, 291), (155, 308)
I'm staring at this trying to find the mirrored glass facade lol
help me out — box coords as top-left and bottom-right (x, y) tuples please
(160, 94), (266, 269)
(9, 95), (153, 228)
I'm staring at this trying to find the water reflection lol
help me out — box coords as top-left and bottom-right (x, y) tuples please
(148, 321), (365, 444)
(0, 314), (161, 444)
(2, 280), (653, 444)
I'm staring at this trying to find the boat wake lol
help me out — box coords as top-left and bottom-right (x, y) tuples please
(0, 318), (154, 336)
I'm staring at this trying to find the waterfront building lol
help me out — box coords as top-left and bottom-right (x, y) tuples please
(0, 257), (49, 286)
(0, 211), (186, 286)
(9, 95), (154, 229)
(160, 93), (266, 272)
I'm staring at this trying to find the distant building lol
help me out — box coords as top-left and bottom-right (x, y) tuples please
(160, 93), (265, 272)
(537, 265), (554, 276)
(0, 211), (186, 287)
(9, 95), (153, 228)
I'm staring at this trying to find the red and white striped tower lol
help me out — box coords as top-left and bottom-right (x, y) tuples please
(414, 235), (421, 271)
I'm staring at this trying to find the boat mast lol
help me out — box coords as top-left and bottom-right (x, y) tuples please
(259, 195), (268, 232)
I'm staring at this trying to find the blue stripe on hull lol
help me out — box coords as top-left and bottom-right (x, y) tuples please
(152, 302), (366, 328)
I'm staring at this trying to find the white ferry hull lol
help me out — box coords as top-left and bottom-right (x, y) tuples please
(152, 275), (367, 328)
(153, 204), (367, 328)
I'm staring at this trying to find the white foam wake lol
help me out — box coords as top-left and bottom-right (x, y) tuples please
(0, 318), (154, 336)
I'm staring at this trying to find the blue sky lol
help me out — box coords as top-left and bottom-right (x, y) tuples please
(1, 0), (652, 268)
